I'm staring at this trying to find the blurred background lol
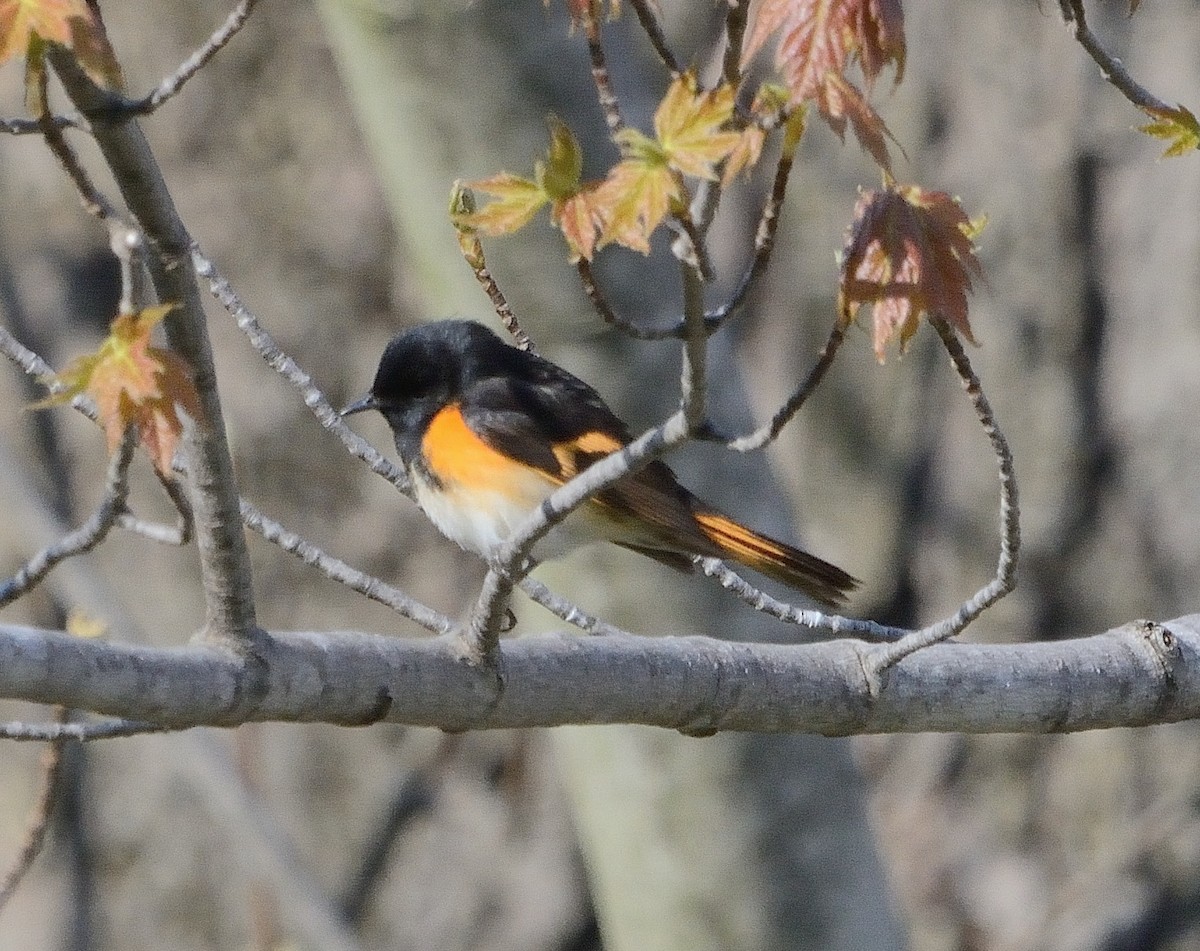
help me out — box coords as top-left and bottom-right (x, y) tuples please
(0, 1), (1198, 948)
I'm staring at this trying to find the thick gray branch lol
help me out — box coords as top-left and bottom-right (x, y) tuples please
(2, 616), (1196, 735)
(47, 51), (257, 642)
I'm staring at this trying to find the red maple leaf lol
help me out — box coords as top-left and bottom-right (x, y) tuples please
(839, 184), (984, 361)
(0, 0), (122, 87)
(741, 0), (903, 170)
(742, 0), (905, 98)
(36, 305), (202, 473)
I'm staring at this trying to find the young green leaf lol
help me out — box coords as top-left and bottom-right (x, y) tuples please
(595, 73), (740, 253)
(1139, 104), (1200, 158)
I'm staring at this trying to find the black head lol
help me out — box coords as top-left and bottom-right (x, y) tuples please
(341, 320), (525, 456)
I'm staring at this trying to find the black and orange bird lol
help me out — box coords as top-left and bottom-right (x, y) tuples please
(342, 320), (857, 605)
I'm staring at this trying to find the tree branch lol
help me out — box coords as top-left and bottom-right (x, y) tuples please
(48, 51), (258, 644)
(1061, 0), (1175, 115)
(0, 617), (1195, 734)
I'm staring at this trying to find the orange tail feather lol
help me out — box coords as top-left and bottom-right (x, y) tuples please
(694, 511), (857, 606)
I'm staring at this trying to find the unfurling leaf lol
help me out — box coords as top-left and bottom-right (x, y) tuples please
(0, 0), (122, 88)
(815, 72), (895, 174)
(459, 173), (548, 236)
(35, 304), (202, 473)
(1139, 103), (1199, 158)
(721, 84), (796, 187)
(460, 117), (603, 261)
(839, 185), (984, 362)
(593, 156), (679, 254)
(595, 73), (740, 253)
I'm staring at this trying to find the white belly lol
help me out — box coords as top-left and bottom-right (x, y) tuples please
(411, 466), (593, 560)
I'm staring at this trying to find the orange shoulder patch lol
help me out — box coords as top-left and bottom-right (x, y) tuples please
(422, 404), (527, 488)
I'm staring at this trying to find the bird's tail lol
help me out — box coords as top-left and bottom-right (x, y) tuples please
(693, 511), (858, 606)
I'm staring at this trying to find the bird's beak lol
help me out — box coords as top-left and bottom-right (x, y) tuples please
(340, 394), (380, 417)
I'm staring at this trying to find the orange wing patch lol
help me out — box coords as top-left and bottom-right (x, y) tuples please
(551, 429), (623, 478)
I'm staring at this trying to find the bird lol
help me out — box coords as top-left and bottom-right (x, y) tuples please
(341, 320), (857, 605)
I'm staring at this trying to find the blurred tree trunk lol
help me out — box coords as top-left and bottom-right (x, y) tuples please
(314, 1), (905, 948)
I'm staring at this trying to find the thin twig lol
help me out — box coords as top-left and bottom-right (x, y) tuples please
(1062, 0), (1175, 115)
(722, 1), (751, 88)
(865, 315), (1020, 678)
(2, 113), (86, 135)
(583, 7), (625, 134)
(114, 0), (262, 118)
(695, 559), (906, 640)
(717, 322), (847, 451)
(32, 59), (122, 226)
(628, 0), (681, 74)
(517, 578), (633, 637)
(191, 244), (409, 493)
(576, 258), (676, 339)
(451, 186), (535, 351)
(238, 498), (455, 636)
(0, 716), (169, 742)
(704, 111), (801, 331)
(118, 468), (194, 545)
(0, 708), (69, 912)
(0, 428), (137, 609)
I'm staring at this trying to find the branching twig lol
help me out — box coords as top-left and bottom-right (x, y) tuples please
(0, 708), (69, 912)
(113, 0), (262, 118)
(582, 7), (625, 134)
(238, 498), (455, 636)
(864, 315), (1020, 680)
(0, 428), (137, 609)
(671, 212), (716, 285)
(32, 59), (122, 226)
(1061, 0), (1175, 115)
(118, 468), (194, 545)
(190, 244), (409, 493)
(50, 46), (259, 643)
